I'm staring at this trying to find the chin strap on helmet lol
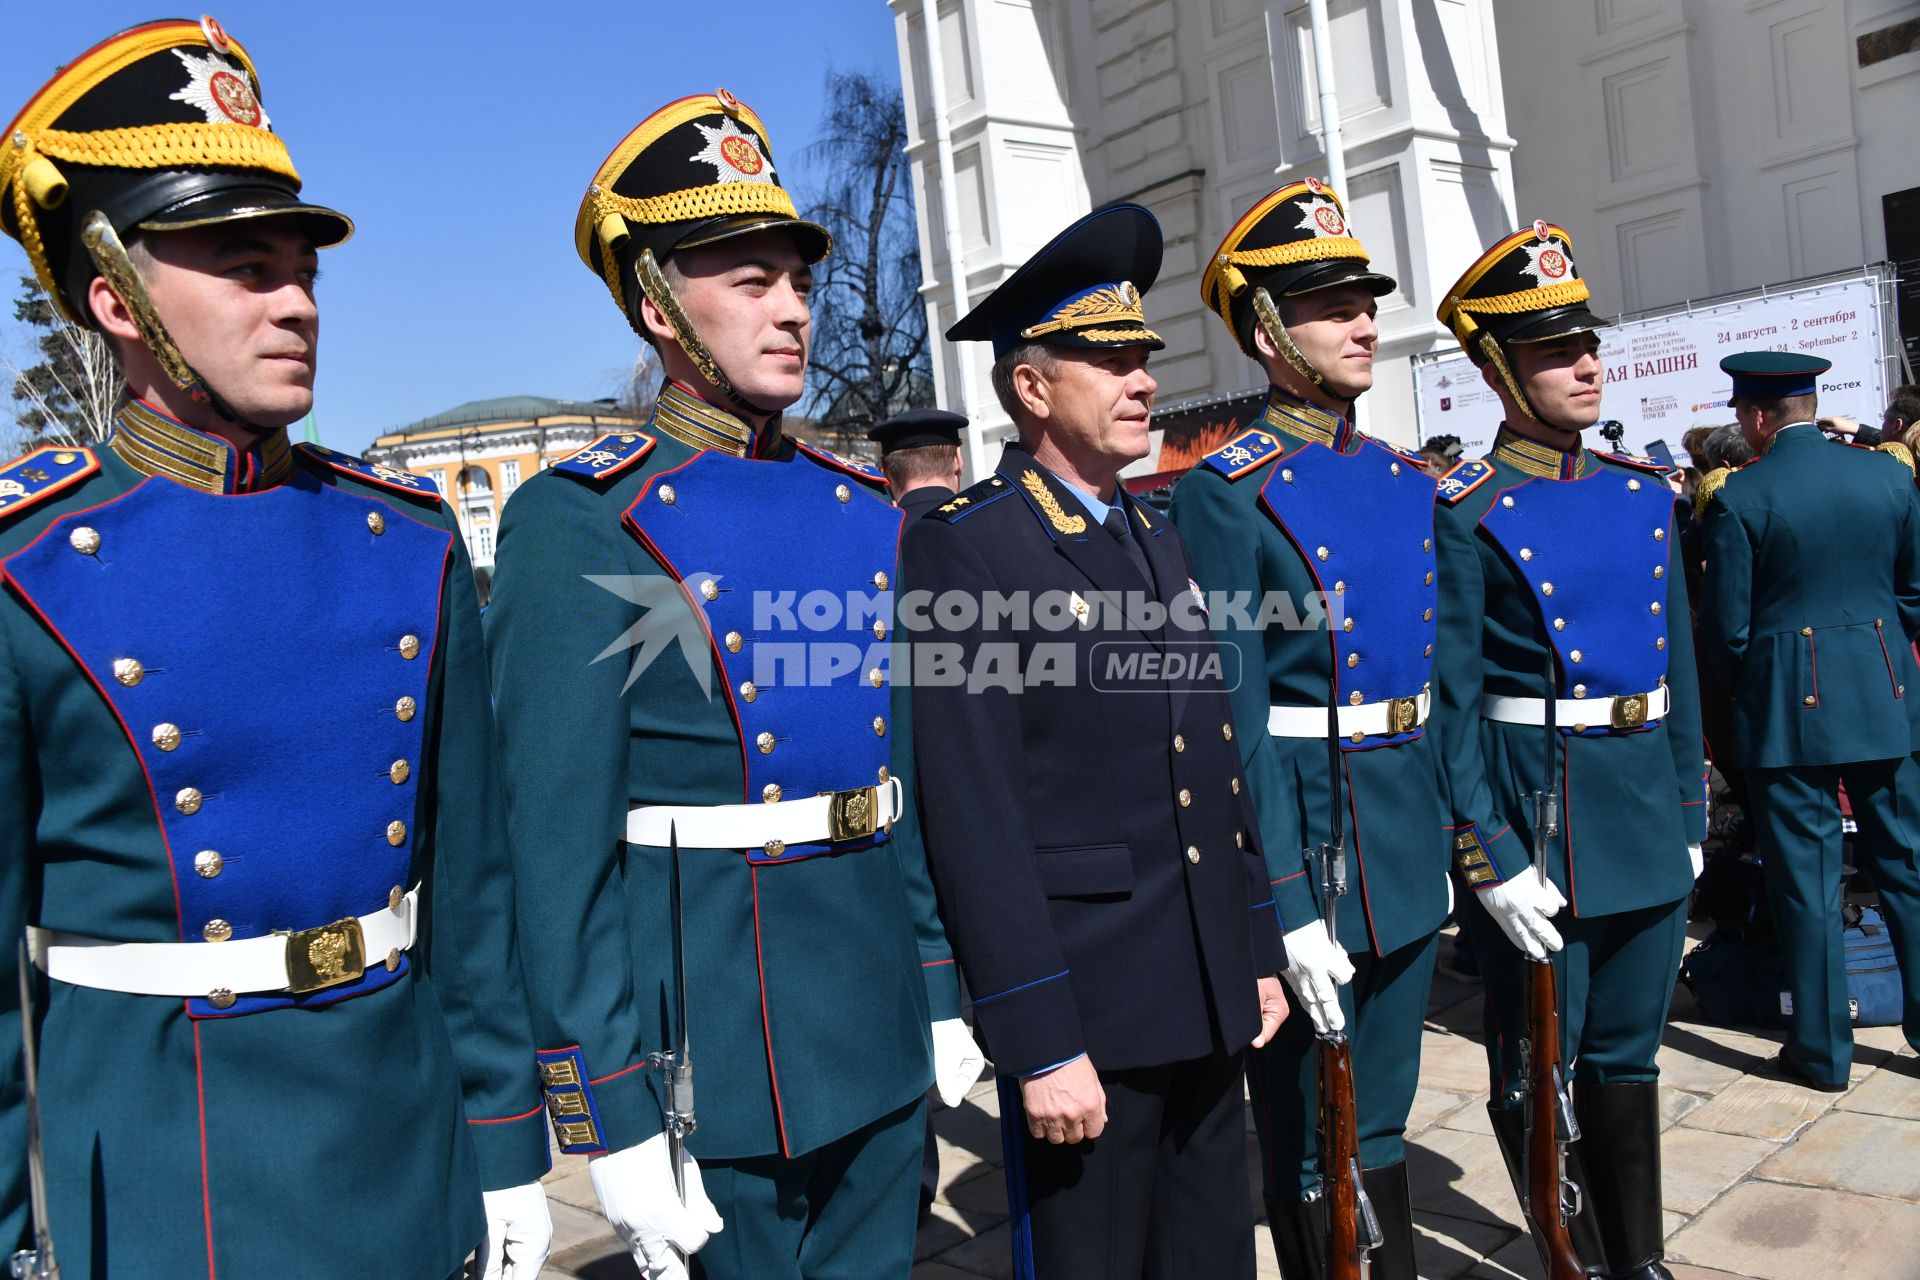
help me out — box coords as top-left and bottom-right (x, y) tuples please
(81, 212), (259, 431)
(631, 248), (786, 431)
(1250, 285), (1327, 392)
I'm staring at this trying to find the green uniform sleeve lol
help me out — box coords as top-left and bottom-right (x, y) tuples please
(1656, 510), (1709, 844)
(421, 524), (551, 1188)
(1897, 484), (1920, 642)
(1698, 500), (1755, 689)
(1432, 498), (1530, 886)
(486, 477), (663, 1155)
(1168, 467), (1308, 932)
(0, 612), (30, 1252)
(885, 599), (962, 1022)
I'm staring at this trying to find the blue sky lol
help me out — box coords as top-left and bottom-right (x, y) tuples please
(2, 1), (905, 452)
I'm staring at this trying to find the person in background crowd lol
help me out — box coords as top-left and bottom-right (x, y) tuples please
(1820, 384), (1920, 449)
(871, 408), (967, 520)
(1697, 352), (1920, 1093)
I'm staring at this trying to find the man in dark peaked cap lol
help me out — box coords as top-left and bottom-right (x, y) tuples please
(870, 408), (967, 519)
(905, 203), (1290, 1280)
(1698, 351), (1920, 1091)
(485, 90), (981, 1280)
(0, 17), (551, 1278)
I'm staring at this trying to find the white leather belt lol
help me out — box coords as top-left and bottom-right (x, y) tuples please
(28, 888), (418, 998)
(1482, 684), (1670, 729)
(627, 777), (906, 852)
(1267, 688), (1432, 740)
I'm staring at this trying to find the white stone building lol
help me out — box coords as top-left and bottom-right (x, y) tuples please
(890, 0), (1920, 478)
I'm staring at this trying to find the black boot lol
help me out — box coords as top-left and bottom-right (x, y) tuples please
(1265, 1196), (1326, 1280)
(1573, 1081), (1674, 1279)
(1488, 1104), (1604, 1276)
(1361, 1162), (1417, 1280)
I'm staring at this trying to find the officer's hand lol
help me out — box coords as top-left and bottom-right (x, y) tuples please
(589, 1132), (724, 1279)
(477, 1181), (553, 1280)
(1021, 1056), (1107, 1145)
(1278, 921), (1355, 1036)
(1475, 863), (1566, 961)
(1252, 973), (1291, 1048)
(1688, 843), (1704, 879)
(930, 1017), (988, 1107)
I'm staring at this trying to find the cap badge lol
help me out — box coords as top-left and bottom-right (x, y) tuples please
(1295, 196), (1347, 239)
(1521, 238), (1571, 287)
(200, 15), (233, 54)
(1305, 175), (1325, 194)
(1533, 218), (1550, 241)
(691, 116), (774, 185)
(169, 48), (266, 128)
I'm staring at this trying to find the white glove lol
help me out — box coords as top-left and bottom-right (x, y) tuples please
(1688, 843), (1704, 879)
(477, 1182), (553, 1280)
(590, 1132), (724, 1279)
(1446, 869), (1456, 916)
(1279, 920), (1357, 1035)
(930, 1017), (987, 1107)
(1476, 863), (1567, 961)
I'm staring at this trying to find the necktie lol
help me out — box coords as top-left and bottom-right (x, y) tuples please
(1102, 506), (1153, 590)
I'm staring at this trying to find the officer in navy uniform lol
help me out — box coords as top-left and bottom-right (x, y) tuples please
(1432, 223), (1707, 1280)
(1698, 352), (1920, 1088)
(870, 408), (967, 520)
(1168, 180), (1448, 1279)
(484, 92), (982, 1280)
(906, 205), (1290, 1280)
(0, 20), (551, 1278)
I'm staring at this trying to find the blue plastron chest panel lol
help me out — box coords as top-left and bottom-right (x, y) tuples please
(1, 474), (451, 1015)
(624, 452), (903, 863)
(1259, 439), (1438, 742)
(1477, 468), (1673, 717)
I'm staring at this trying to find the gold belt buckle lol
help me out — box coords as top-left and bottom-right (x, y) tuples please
(1386, 695), (1420, 734)
(285, 917), (366, 993)
(1611, 692), (1649, 730)
(823, 786), (880, 842)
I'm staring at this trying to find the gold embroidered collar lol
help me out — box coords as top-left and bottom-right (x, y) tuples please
(110, 398), (292, 494)
(1492, 425), (1587, 479)
(650, 381), (778, 458)
(1261, 388), (1349, 450)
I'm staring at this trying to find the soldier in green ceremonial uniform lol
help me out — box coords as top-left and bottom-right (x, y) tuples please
(1698, 352), (1920, 1088)
(1168, 180), (1446, 1279)
(484, 92), (981, 1280)
(1432, 222), (1707, 1280)
(0, 19), (552, 1279)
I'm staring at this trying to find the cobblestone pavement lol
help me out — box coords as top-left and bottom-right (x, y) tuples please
(539, 926), (1920, 1279)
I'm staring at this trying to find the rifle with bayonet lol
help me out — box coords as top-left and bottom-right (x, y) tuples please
(1310, 684), (1380, 1279)
(11, 940), (57, 1279)
(647, 823), (695, 1262)
(1519, 651), (1586, 1280)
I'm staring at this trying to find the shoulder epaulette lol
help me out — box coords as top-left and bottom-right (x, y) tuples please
(1436, 458), (1494, 505)
(0, 445), (99, 520)
(1593, 449), (1674, 478)
(1197, 427), (1285, 481)
(1875, 441), (1915, 475)
(928, 474), (1016, 523)
(1693, 466), (1732, 518)
(296, 443), (444, 501)
(1357, 432), (1424, 467)
(553, 430), (658, 483)
(793, 439), (888, 490)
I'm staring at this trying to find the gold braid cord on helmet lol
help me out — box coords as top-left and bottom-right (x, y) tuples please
(1250, 286), (1326, 391)
(632, 247), (736, 402)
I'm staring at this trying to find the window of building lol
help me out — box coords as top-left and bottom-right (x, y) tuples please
(501, 459), (521, 495)
(472, 522), (495, 564)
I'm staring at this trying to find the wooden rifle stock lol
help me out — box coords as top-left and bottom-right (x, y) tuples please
(1317, 1033), (1369, 1279)
(1524, 957), (1586, 1280)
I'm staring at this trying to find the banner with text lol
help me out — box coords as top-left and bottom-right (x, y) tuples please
(1412, 271), (1894, 460)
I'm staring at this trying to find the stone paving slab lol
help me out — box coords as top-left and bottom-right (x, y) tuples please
(1755, 1108), (1920, 1202)
(1657, 1124), (1777, 1215)
(1665, 1178), (1920, 1280)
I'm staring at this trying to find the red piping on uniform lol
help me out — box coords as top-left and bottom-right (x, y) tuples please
(591, 1059), (652, 1086)
(922, 957), (955, 967)
(1344, 753), (1387, 958)
(1561, 749), (1578, 918)
(1272, 869), (1306, 885)
(1875, 626), (1901, 697)
(752, 865), (791, 1156)
(469, 1102), (545, 1125)
(1808, 633), (1820, 707)
(194, 1019), (216, 1279)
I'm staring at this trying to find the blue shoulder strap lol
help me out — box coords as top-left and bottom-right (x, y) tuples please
(1436, 458), (1495, 505)
(552, 430), (658, 483)
(792, 439), (888, 491)
(0, 445), (99, 521)
(926, 474), (1016, 523)
(296, 443), (445, 501)
(1197, 428), (1285, 481)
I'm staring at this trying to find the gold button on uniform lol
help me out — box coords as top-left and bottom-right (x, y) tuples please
(387, 820), (408, 846)
(1231, 778), (1242, 795)
(659, 484), (677, 505)
(1222, 722), (1233, 741)
(1553, 618), (1566, 631)
(1520, 548), (1533, 561)
(1569, 650), (1583, 664)
(1800, 626), (1813, 637)
(113, 657), (144, 687)
(175, 787), (203, 815)
(398, 634), (421, 660)
(873, 716), (887, 737)
(1628, 478), (1642, 491)
(873, 571), (889, 590)
(1650, 602), (1662, 616)
(1186, 846), (1201, 864)
(203, 919), (232, 943)
(1653, 566), (1664, 579)
(1541, 582), (1555, 596)
(390, 759), (410, 785)
(194, 849), (223, 878)
(208, 988), (237, 1009)
(1346, 652), (1360, 668)
(739, 681), (758, 703)
(1315, 546), (1330, 562)
(1342, 617), (1354, 632)
(1235, 831), (1245, 849)
(1803, 695), (1817, 707)
(389, 885), (406, 911)
(1501, 496), (1514, 509)
(763, 783), (783, 803)
(765, 839), (786, 858)
(1173, 734), (1186, 753)
(1423, 538), (1432, 552)
(869, 668), (884, 688)
(835, 484), (851, 503)
(726, 631), (744, 653)
(395, 696), (417, 722)
(386, 949), (402, 972)
(1656, 637), (1666, 650)
(757, 731), (776, 755)
(1349, 690), (1364, 705)
(1573, 685), (1587, 698)
(1422, 608), (1433, 621)
(1425, 571), (1434, 585)
(152, 723), (181, 751)
(69, 526), (100, 555)
(873, 620), (887, 640)
(700, 579), (719, 601)
(367, 511), (386, 535)
(1178, 788), (1192, 807)
(1653, 528), (1665, 541)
